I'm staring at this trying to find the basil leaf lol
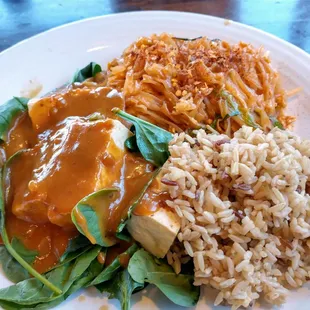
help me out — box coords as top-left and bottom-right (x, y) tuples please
(0, 97), (29, 142)
(96, 269), (143, 310)
(113, 109), (173, 167)
(72, 62), (102, 83)
(128, 249), (200, 307)
(270, 116), (284, 130)
(71, 188), (119, 247)
(89, 243), (138, 287)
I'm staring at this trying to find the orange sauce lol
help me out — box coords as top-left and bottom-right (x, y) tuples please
(5, 113), (36, 158)
(97, 252), (106, 265)
(5, 213), (77, 274)
(28, 86), (124, 133)
(72, 207), (97, 245)
(118, 253), (131, 268)
(78, 295), (86, 302)
(134, 177), (170, 216)
(105, 240), (131, 266)
(2, 85), (155, 273)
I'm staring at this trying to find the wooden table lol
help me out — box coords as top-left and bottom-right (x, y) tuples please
(0, 0), (309, 53)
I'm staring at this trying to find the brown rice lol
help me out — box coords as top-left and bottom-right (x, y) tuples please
(162, 126), (310, 309)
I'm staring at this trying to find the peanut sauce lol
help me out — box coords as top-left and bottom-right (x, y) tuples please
(104, 240), (131, 267)
(97, 252), (106, 265)
(2, 85), (155, 273)
(134, 177), (170, 216)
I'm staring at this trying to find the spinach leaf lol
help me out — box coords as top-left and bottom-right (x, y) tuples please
(11, 238), (38, 264)
(71, 188), (119, 247)
(1, 155), (61, 295)
(0, 97), (29, 141)
(96, 269), (143, 310)
(117, 169), (159, 233)
(0, 153), (37, 284)
(112, 109), (173, 167)
(124, 135), (139, 153)
(60, 234), (91, 262)
(65, 259), (104, 297)
(0, 246), (101, 305)
(128, 249), (200, 307)
(0, 248), (103, 310)
(48, 246), (92, 273)
(115, 229), (132, 242)
(0, 298), (65, 310)
(270, 116), (284, 130)
(0, 246), (29, 283)
(72, 62), (102, 83)
(89, 243), (138, 287)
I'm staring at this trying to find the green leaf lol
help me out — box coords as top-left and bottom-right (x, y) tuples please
(128, 249), (200, 307)
(117, 169), (159, 233)
(71, 188), (119, 247)
(11, 238), (38, 264)
(113, 109), (173, 167)
(0, 297), (65, 310)
(115, 230), (132, 242)
(219, 90), (260, 129)
(0, 154), (62, 295)
(210, 114), (222, 129)
(219, 90), (241, 118)
(0, 246), (29, 283)
(0, 97), (29, 141)
(0, 246), (101, 306)
(125, 135), (139, 153)
(96, 269), (144, 310)
(60, 234), (91, 262)
(241, 111), (260, 128)
(65, 259), (104, 297)
(0, 247), (104, 309)
(72, 62), (102, 83)
(89, 243), (139, 287)
(270, 116), (284, 130)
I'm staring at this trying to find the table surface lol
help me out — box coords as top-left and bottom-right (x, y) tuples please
(0, 0), (309, 53)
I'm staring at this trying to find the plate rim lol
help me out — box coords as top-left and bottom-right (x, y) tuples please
(0, 10), (309, 60)
(0, 10), (310, 310)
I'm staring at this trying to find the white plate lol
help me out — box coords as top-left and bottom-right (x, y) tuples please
(0, 11), (310, 310)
